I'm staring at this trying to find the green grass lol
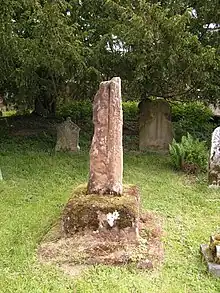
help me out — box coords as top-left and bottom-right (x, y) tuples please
(1, 110), (17, 117)
(0, 134), (220, 293)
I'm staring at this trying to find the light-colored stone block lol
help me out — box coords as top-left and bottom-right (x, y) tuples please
(55, 117), (80, 152)
(139, 99), (173, 153)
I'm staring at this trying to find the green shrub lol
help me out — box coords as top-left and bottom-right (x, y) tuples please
(56, 100), (139, 123)
(56, 100), (93, 123)
(56, 100), (215, 149)
(169, 133), (208, 173)
(56, 101), (139, 146)
(171, 102), (215, 143)
(122, 101), (138, 121)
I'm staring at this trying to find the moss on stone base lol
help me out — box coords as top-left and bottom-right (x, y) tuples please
(38, 211), (164, 270)
(62, 184), (140, 235)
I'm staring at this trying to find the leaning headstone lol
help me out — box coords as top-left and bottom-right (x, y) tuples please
(208, 126), (220, 187)
(0, 168), (3, 180)
(139, 99), (173, 153)
(55, 117), (80, 152)
(87, 77), (123, 195)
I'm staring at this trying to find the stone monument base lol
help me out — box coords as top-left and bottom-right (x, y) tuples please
(62, 185), (139, 237)
(200, 244), (220, 277)
(38, 185), (164, 272)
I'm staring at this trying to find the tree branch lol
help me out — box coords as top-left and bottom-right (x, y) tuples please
(147, 86), (195, 100)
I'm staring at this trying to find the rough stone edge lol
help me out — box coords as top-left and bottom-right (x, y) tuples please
(62, 184), (140, 236)
(38, 210), (164, 273)
(200, 244), (220, 277)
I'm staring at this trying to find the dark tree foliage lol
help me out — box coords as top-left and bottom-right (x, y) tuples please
(0, 0), (84, 114)
(0, 0), (219, 113)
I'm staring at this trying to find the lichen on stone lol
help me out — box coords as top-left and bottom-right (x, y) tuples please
(62, 184), (139, 235)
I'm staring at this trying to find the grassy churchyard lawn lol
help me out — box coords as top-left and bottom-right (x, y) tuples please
(0, 131), (220, 293)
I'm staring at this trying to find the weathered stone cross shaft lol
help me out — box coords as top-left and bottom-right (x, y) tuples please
(87, 77), (123, 195)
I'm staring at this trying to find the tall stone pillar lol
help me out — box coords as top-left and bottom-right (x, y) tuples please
(209, 126), (220, 187)
(87, 77), (123, 195)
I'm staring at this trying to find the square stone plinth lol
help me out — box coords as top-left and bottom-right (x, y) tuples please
(62, 185), (140, 237)
(38, 186), (164, 270)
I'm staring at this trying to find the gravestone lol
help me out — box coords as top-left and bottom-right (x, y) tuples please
(55, 117), (80, 152)
(208, 126), (220, 187)
(139, 99), (173, 153)
(87, 77), (123, 195)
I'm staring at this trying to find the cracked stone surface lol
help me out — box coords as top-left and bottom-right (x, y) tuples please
(87, 77), (123, 195)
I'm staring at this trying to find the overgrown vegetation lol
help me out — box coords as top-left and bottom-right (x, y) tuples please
(0, 133), (220, 292)
(56, 100), (138, 124)
(171, 102), (215, 143)
(56, 101), (93, 123)
(56, 100), (215, 145)
(0, 1), (219, 113)
(169, 133), (208, 173)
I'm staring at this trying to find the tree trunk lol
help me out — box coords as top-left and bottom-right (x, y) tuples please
(33, 97), (56, 117)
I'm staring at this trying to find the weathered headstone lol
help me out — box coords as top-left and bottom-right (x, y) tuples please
(55, 117), (80, 152)
(139, 99), (173, 152)
(87, 77), (123, 195)
(208, 126), (220, 187)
